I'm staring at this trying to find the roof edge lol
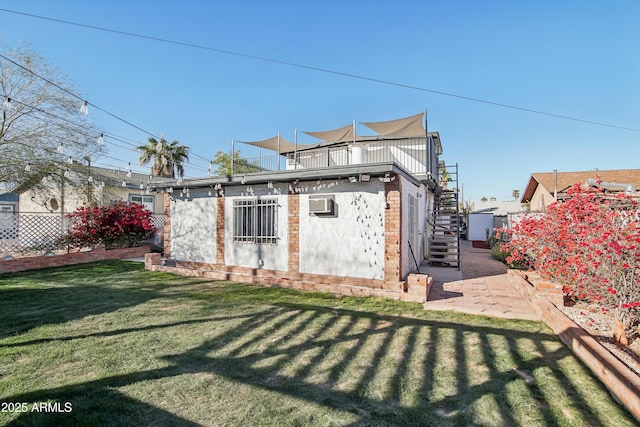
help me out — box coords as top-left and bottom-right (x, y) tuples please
(151, 162), (422, 190)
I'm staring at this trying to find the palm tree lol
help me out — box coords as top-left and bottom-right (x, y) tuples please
(512, 189), (521, 200)
(138, 137), (190, 178)
(439, 166), (451, 189)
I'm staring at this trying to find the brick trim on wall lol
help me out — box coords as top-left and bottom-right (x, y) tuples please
(384, 176), (402, 283)
(146, 255), (427, 303)
(216, 197), (225, 264)
(288, 193), (299, 273)
(163, 192), (171, 257)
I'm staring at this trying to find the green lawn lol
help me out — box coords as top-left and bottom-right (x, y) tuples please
(0, 261), (635, 426)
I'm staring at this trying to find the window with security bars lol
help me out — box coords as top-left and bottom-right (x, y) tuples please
(233, 198), (278, 244)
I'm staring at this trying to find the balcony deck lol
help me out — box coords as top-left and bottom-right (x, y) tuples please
(236, 137), (437, 180)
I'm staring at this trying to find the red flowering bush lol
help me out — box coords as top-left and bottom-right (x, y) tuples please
(63, 202), (155, 249)
(498, 184), (640, 343)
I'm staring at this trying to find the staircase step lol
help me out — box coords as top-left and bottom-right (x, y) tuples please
(430, 239), (458, 244)
(429, 249), (459, 255)
(428, 257), (459, 264)
(430, 236), (458, 241)
(429, 243), (458, 249)
(431, 179), (459, 269)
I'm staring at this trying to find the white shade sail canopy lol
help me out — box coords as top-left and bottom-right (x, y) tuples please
(360, 112), (425, 138)
(237, 113), (428, 155)
(238, 135), (299, 153)
(303, 123), (358, 143)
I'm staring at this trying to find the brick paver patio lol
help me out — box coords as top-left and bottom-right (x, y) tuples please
(422, 240), (539, 320)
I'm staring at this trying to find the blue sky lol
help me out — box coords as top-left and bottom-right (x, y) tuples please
(1, 1), (638, 202)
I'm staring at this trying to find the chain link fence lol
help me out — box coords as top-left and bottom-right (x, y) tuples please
(0, 212), (165, 259)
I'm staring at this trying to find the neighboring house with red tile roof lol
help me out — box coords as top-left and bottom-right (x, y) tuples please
(521, 169), (640, 211)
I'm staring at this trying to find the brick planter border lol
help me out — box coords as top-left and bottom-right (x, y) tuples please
(145, 254), (433, 304)
(508, 269), (640, 421)
(0, 245), (151, 274)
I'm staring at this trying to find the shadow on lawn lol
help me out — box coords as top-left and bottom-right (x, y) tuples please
(0, 261), (208, 341)
(5, 302), (634, 426)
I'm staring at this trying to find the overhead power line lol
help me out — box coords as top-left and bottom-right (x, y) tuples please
(0, 7), (638, 133)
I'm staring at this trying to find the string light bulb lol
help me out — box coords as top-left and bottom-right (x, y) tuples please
(67, 156), (73, 164)
(121, 180), (127, 187)
(88, 175), (93, 183)
(80, 100), (89, 115)
(3, 97), (11, 109)
(57, 143), (64, 153)
(64, 169), (70, 178)
(25, 162), (31, 172)
(97, 133), (104, 146)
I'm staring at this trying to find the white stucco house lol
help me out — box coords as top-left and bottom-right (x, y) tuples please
(0, 166), (164, 257)
(147, 113), (458, 302)
(16, 165), (164, 215)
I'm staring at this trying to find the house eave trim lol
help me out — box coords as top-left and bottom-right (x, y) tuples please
(152, 162), (421, 190)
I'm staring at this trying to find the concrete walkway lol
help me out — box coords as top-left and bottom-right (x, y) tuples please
(422, 240), (539, 321)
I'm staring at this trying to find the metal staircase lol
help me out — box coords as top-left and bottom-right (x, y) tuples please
(428, 163), (461, 270)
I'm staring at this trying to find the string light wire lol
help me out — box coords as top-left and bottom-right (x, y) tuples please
(3, 96), (211, 176)
(2, 99), (209, 179)
(0, 53), (214, 168)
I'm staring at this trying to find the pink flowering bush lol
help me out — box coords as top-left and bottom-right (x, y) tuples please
(63, 202), (155, 249)
(497, 184), (640, 344)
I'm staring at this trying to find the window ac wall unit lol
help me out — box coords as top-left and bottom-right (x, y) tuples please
(309, 196), (335, 215)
